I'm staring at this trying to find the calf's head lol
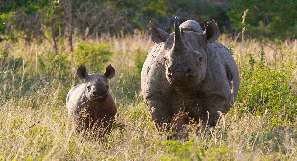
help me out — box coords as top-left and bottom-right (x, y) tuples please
(76, 64), (115, 101)
(151, 18), (220, 88)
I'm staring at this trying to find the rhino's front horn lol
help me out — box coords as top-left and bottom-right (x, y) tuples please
(173, 17), (184, 52)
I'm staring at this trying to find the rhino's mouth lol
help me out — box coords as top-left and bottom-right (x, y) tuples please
(167, 72), (196, 83)
(90, 93), (108, 102)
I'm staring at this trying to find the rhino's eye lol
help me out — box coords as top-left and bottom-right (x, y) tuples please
(194, 52), (203, 63)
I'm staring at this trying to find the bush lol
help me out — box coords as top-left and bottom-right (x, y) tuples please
(289, 70), (297, 95)
(228, 0), (297, 39)
(0, 47), (24, 71)
(1, 0), (231, 40)
(38, 52), (71, 79)
(74, 42), (113, 72)
(134, 48), (147, 77)
(161, 140), (231, 160)
(238, 65), (297, 121)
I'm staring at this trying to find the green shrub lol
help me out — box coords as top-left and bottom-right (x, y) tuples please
(161, 140), (202, 160)
(0, 48), (24, 71)
(112, 72), (141, 105)
(111, 48), (146, 104)
(0, 48), (31, 100)
(134, 48), (146, 76)
(228, 0), (297, 38)
(161, 140), (231, 161)
(74, 42), (113, 72)
(290, 70), (297, 95)
(238, 65), (297, 121)
(38, 52), (71, 79)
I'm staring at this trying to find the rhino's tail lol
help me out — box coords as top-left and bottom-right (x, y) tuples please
(225, 62), (240, 104)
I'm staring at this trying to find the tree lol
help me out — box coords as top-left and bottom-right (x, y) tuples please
(61, 0), (73, 52)
(228, 0), (297, 39)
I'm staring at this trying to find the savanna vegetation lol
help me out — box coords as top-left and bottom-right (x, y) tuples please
(0, 0), (297, 160)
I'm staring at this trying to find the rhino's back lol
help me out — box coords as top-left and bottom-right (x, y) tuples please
(66, 84), (86, 114)
(207, 43), (233, 72)
(207, 42), (240, 99)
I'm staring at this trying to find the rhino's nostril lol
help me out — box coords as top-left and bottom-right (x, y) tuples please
(168, 73), (172, 78)
(87, 85), (91, 92)
(92, 91), (97, 96)
(168, 66), (172, 73)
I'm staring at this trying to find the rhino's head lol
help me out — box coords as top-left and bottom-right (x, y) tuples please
(151, 17), (220, 88)
(76, 64), (115, 101)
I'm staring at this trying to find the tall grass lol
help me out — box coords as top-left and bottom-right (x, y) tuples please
(0, 33), (296, 160)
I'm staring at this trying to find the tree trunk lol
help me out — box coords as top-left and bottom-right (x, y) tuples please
(61, 0), (73, 52)
(51, 25), (58, 54)
(51, 10), (59, 54)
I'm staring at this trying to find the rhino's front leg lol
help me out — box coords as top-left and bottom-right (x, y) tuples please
(169, 111), (189, 140)
(147, 97), (173, 131)
(204, 95), (229, 127)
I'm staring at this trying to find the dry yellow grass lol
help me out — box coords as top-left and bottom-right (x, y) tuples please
(0, 34), (296, 160)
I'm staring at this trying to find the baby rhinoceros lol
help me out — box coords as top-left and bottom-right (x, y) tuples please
(66, 64), (117, 137)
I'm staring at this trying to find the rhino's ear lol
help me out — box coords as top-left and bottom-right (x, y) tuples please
(150, 25), (169, 43)
(104, 64), (115, 79)
(204, 20), (220, 42)
(76, 64), (88, 79)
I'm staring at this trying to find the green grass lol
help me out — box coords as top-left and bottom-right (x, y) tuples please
(0, 35), (296, 160)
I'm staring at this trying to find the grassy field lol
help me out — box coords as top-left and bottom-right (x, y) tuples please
(0, 34), (296, 161)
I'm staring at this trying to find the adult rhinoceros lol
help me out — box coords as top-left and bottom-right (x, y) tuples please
(141, 17), (240, 138)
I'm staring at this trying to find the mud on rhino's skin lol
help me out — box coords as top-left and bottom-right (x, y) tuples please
(141, 17), (240, 139)
(66, 64), (117, 137)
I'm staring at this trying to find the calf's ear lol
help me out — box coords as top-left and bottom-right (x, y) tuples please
(204, 20), (220, 43)
(104, 64), (115, 79)
(76, 64), (88, 79)
(150, 24), (169, 43)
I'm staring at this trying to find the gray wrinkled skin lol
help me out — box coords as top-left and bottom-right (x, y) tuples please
(141, 19), (240, 136)
(66, 65), (116, 137)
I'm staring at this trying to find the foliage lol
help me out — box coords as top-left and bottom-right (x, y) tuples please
(37, 52), (71, 79)
(134, 48), (147, 77)
(228, 0), (297, 39)
(73, 42), (113, 72)
(1, 0), (297, 39)
(0, 0), (229, 40)
(0, 33), (296, 160)
(0, 51), (25, 99)
(0, 0), (60, 41)
(238, 65), (297, 122)
(0, 47), (23, 71)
